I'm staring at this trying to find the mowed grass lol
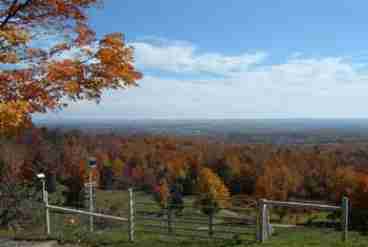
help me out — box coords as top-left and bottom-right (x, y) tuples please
(44, 226), (368, 247)
(250, 228), (368, 247)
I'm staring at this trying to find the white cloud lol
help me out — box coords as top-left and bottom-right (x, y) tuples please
(234, 56), (366, 91)
(33, 38), (368, 119)
(131, 40), (267, 75)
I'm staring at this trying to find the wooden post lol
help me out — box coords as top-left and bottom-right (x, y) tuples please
(265, 205), (272, 238)
(342, 197), (349, 242)
(128, 188), (135, 242)
(167, 207), (173, 234)
(256, 200), (261, 241)
(259, 199), (267, 242)
(262, 202), (268, 241)
(41, 179), (46, 204)
(89, 172), (94, 232)
(256, 200), (262, 242)
(45, 190), (51, 235)
(208, 212), (214, 237)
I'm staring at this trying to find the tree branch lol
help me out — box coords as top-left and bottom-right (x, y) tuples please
(0, 0), (32, 29)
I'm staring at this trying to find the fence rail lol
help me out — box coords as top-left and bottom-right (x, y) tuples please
(47, 205), (128, 222)
(262, 199), (341, 211)
(42, 187), (134, 242)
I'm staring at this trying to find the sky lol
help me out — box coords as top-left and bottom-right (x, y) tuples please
(35, 0), (368, 120)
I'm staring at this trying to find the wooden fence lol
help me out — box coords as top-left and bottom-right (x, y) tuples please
(256, 197), (349, 243)
(40, 186), (349, 244)
(42, 187), (257, 242)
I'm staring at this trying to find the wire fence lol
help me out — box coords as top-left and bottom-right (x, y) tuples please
(35, 186), (350, 244)
(133, 194), (258, 241)
(257, 198), (349, 243)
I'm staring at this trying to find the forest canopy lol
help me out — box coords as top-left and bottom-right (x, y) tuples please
(2, 127), (368, 229)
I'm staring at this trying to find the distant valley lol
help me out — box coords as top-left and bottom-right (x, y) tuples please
(34, 118), (368, 145)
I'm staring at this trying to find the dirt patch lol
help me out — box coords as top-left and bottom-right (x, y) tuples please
(0, 239), (76, 247)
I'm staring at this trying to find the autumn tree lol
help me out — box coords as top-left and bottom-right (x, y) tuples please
(0, 139), (35, 227)
(153, 179), (170, 209)
(324, 167), (368, 231)
(61, 134), (89, 206)
(255, 153), (302, 201)
(112, 158), (124, 178)
(215, 152), (241, 187)
(0, 0), (142, 135)
(195, 167), (230, 215)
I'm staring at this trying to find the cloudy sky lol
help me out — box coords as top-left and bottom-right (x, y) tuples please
(36, 0), (368, 120)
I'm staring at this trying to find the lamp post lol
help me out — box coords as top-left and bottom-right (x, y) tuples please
(88, 157), (97, 232)
(37, 173), (50, 235)
(36, 173), (46, 202)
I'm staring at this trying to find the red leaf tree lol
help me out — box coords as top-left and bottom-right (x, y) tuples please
(0, 1), (142, 135)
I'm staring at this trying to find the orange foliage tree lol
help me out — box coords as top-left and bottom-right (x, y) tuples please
(0, 1), (142, 135)
(255, 154), (301, 201)
(195, 167), (230, 215)
(153, 179), (170, 208)
(328, 167), (368, 230)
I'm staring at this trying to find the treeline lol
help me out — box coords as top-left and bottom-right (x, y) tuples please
(2, 127), (368, 229)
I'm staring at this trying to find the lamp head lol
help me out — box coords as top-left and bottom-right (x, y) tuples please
(36, 173), (45, 179)
(88, 157), (97, 168)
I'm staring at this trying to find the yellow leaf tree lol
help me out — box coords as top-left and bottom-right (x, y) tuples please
(112, 158), (124, 178)
(195, 167), (230, 215)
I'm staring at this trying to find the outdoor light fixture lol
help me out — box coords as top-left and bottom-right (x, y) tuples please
(87, 156), (97, 232)
(88, 157), (97, 168)
(37, 173), (47, 204)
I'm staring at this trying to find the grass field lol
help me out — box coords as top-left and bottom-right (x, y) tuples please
(1, 189), (368, 247)
(2, 226), (368, 247)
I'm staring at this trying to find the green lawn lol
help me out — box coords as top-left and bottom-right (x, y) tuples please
(46, 227), (368, 247)
(3, 225), (368, 247)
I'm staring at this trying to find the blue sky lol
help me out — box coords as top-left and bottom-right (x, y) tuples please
(35, 0), (368, 120)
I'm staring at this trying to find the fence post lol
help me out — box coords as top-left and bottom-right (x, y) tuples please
(265, 205), (273, 237)
(45, 190), (51, 235)
(167, 207), (173, 234)
(341, 196), (349, 242)
(128, 188), (135, 242)
(209, 212), (214, 237)
(258, 199), (267, 243)
(256, 200), (261, 241)
(89, 172), (94, 232)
